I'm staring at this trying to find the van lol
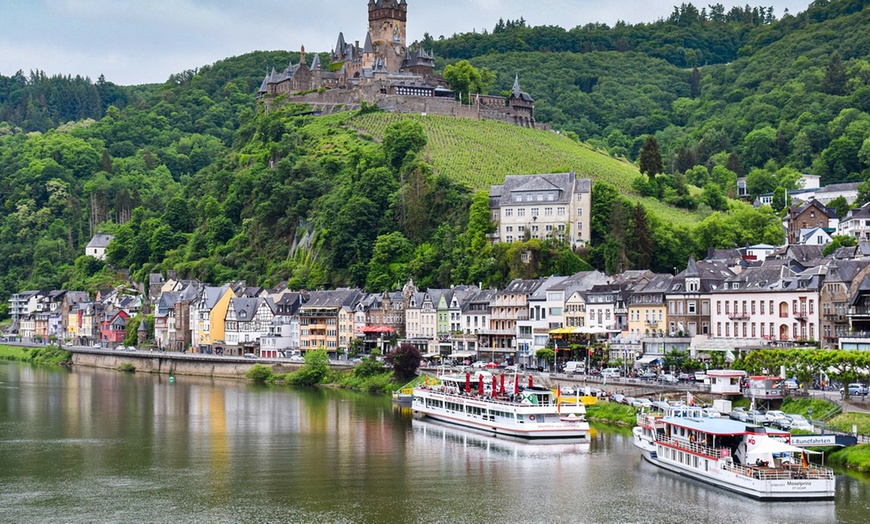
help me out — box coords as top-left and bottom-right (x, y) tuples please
(564, 361), (583, 374)
(601, 368), (622, 379)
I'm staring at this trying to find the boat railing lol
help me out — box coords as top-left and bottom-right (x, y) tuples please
(721, 461), (834, 481)
(656, 435), (724, 460)
(415, 386), (565, 409)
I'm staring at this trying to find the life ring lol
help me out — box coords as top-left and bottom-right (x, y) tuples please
(746, 468), (752, 476)
(529, 415), (536, 421)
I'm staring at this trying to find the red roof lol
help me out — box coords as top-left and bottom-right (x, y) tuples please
(361, 326), (397, 334)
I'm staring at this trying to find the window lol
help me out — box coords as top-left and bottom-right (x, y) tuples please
(531, 208), (539, 217)
(557, 207), (566, 217)
(536, 194), (544, 202)
(518, 208), (526, 217)
(505, 209), (513, 217)
(717, 301), (721, 315)
(688, 301), (697, 314)
(506, 226), (513, 233)
(518, 225), (525, 232)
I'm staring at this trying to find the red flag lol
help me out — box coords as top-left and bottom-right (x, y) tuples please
(801, 450), (809, 468)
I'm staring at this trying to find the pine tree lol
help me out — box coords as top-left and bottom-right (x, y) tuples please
(629, 203), (652, 270)
(823, 52), (847, 96)
(639, 135), (664, 180)
(690, 67), (701, 99)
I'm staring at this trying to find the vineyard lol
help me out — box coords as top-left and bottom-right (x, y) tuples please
(345, 112), (701, 227)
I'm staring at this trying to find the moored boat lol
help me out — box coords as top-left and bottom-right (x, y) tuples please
(634, 407), (835, 500)
(412, 371), (589, 440)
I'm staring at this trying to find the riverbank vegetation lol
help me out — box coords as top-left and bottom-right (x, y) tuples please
(0, 345), (71, 365)
(585, 402), (638, 426)
(829, 444), (870, 474)
(244, 349), (403, 394)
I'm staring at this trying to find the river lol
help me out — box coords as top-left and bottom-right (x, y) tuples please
(1, 361), (869, 524)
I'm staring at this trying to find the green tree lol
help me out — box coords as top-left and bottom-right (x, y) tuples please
(823, 52), (848, 96)
(828, 196), (851, 219)
(638, 135), (664, 180)
(443, 60), (495, 104)
(366, 232), (414, 292)
(289, 348), (330, 386)
(822, 235), (858, 257)
(383, 120), (428, 171)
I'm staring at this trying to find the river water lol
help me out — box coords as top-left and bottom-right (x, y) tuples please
(1, 361), (869, 524)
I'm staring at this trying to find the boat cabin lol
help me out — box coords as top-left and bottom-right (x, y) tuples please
(707, 369), (746, 395)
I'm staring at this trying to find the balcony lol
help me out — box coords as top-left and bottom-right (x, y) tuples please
(645, 320), (659, 327)
(793, 311), (809, 321)
(727, 313), (750, 320)
(849, 307), (870, 318)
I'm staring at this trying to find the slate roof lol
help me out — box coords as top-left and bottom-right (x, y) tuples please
(490, 172), (591, 208)
(86, 234), (115, 249)
(815, 182), (860, 195)
(230, 297), (270, 322)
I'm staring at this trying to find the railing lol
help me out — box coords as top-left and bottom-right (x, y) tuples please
(849, 307), (870, 317)
(721, 462), (833, 480)
(656, 435), (724, 460)
(728, 313), (750, 320)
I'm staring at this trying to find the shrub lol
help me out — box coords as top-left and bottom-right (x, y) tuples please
(245, 364), (274, 384)
(354, 357), (387, 379)
(286, 348), (329, 386)
(118, 363), (136, 373)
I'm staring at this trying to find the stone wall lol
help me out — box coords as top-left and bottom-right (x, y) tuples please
(71, 351), (303, 379)
(270, 89), (542, 129)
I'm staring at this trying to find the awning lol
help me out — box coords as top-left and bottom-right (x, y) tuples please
(636, 354), (663, 365)
(579, 327), (610, 334)
(549, 327), (575, 335)
(450, 351), (476, 358)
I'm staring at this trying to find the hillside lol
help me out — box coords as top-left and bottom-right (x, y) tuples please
(9, 1), (868, 309)
(346, 112), (700, 227)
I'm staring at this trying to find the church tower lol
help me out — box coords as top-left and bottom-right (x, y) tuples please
(368, 0), (407, 72)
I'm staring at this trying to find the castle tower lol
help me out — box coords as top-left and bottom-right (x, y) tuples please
(368, 0), (407, 72)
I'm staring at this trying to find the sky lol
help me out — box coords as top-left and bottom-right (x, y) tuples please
(0, 0), (813, 86)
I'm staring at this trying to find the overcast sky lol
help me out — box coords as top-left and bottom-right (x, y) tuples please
(0, 0), (813, 86)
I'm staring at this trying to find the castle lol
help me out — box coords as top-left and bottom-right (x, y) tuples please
(257, 0), (537, 128)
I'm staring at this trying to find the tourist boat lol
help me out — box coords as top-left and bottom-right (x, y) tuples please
(412, 370), (589, 440)
(633, 407), (835, 500)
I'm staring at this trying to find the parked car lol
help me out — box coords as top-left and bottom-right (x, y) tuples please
(785, 414), (814, 432)
(470, 361), (488, 369)
(503, 365), (519, 373)
(701, 407), (722, 418)
(764, 410), (789, 426)
(658, 373), (679, 384)
(243, 353), (258, 359)
(601, 368), (622, 379)
(784, 378), (799, 390)
(623, 396), (636, 406)
(694, 371), (708, 382)
(288, 355), (305, 363)
(840, 383), (869, 396)
(729, 407), (748, 421)
(676, 372), (694, 382)
(633, 398), (653, 409)
(639, 371), (657, 381)
(747, 410), (770, 425)
(611, 393), (625, 404)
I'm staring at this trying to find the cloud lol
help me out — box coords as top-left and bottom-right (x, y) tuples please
(0, 0), (814, 85)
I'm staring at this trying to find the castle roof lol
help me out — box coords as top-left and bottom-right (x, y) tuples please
(364, 32), (374, 54)
(511, 75), (534, 103)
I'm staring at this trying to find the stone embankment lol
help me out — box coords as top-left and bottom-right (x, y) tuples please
(70, 349), (302, 380)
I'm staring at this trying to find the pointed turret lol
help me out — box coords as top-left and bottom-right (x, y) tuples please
(685, 255), (700, 277)
(513, 75), (522, 98)
(300, 45), (306, 66)
(364, 32), (374, 54)
(310, 54), (321, 71)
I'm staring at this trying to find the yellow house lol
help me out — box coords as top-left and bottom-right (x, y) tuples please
(627, 275), (671, 338)
(565, 290), (588, 329)
(208, 286), (236, 348)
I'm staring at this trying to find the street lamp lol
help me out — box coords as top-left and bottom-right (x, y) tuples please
(808, 407), (813, 433)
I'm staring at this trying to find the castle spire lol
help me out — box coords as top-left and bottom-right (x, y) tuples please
(513, 75), (522, 98)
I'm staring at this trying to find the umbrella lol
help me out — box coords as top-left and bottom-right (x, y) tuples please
(478, 374), (484, 396)
(486, 362), (498, 368)
(465, 372), (471, 394)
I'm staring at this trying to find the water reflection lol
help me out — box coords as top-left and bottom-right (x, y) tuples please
(0, 362), (868, 523)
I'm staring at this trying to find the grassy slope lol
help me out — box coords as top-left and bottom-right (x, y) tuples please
(343, 112), (702, 227)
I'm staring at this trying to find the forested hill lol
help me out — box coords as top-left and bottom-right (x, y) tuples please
(1, 0), (869, 315)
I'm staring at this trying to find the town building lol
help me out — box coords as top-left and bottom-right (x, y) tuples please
(489, 172), (592, 249)
(786, 200), (838, 245)
(85, 234), (114, 260)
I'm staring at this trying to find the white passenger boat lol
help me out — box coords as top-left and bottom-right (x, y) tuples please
(412, 371), (589, 440)
(634, 407), (835, 500)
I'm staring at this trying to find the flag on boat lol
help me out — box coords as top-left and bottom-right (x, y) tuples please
(687, 391), (694, 406)
(801, 450), (809, 468)
(556, 385), (561, 415)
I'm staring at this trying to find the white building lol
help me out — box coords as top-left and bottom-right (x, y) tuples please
(838, 203), (870, 240)
(489, 172), (592, 248)
(85, 234), (115, 260)
(710, 265), (822, 343)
